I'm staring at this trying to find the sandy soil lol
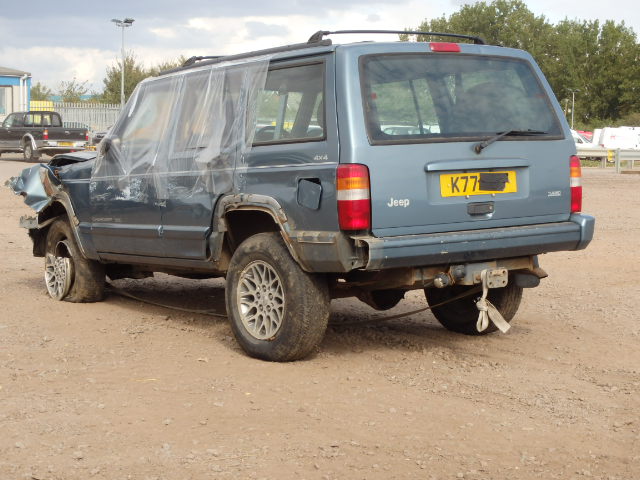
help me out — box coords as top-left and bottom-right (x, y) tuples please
(0, 154), (638, 480)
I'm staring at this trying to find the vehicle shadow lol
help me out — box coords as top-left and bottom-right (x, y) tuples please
(20, 272), (520, 358)
(104, 277), (501, 357)
(105, 275), (229, 330)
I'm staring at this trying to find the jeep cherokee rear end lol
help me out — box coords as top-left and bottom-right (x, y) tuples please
(329, 40), (593, 267)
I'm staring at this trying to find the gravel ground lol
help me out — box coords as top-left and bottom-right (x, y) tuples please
(0, 154), (638, 479)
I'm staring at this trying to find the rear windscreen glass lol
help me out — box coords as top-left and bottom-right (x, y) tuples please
(360, 54), (562, 144)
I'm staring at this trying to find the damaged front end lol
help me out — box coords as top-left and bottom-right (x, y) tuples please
(6, 152), (95, 256)
(6, 163), (57, 213)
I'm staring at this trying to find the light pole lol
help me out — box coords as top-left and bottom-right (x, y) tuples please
(568, 89), (579, 130)
(111, 17), (135, 108)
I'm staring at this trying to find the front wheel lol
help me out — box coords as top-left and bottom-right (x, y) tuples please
(225, 232), (330, 361)
(424, 281), (522, 335)
(45, 218), (105, 302)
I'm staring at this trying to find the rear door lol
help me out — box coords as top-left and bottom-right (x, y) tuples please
(358, 52), (572, 237)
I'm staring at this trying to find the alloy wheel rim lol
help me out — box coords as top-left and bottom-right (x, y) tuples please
(237, 260), (285, 340)
(44, 241), (73, 300)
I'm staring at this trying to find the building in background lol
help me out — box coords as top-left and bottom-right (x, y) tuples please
(0, 66), (31, 121)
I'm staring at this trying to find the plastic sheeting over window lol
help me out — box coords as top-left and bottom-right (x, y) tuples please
(90, 56), (271, 202)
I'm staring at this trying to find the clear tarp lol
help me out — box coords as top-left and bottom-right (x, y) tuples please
(90, 55), (271, 201)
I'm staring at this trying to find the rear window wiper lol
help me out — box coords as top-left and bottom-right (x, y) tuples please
(473, 129), (548, 154)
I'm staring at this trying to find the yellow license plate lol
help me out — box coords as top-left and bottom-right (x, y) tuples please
(58, 142), (73, 146)
(440, 171), (517, 197)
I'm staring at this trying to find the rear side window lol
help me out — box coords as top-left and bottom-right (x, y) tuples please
(361, 54), (562, 144)
(22, 112), (61, 127)
(253, 62), (325, 144)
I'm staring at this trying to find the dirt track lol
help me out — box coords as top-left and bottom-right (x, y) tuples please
(1, 155), (638, 480)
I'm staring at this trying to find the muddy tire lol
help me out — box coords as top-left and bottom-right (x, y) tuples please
(23, 143), (40, 162)
(225, 232), (330, 362)
(424, 281), (522, 335)
(44, 217), (105, 302)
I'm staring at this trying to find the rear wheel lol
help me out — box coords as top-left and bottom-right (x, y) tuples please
(45, 218), (105, 302)
(23, 143), (40, 162)
(225, 232), (330, 361)
(424, 282), (522, 335)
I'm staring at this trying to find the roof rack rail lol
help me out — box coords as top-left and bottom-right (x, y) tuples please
(182, 56), (223, 67)
(307, 30), (486, 45)
(160, 39), (334, 75)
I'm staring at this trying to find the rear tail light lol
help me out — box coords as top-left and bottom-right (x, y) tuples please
(570, 155), (582, 213)
(429, 42), (461, 52)
(337, 164), (371, 230)
(85, 130), (89, 142)
(43, 129), (49, 140)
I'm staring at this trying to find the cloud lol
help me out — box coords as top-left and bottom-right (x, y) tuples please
(149, 27), (178, 39)
(245, 21), (290, 39)
(0, 46), (115, 91)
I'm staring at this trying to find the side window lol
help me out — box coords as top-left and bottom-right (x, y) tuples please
(107, 77), (180, 179)
(171, 70), (212, 155)
(254, 62), (324, 144)
(165, 70), (213, 192)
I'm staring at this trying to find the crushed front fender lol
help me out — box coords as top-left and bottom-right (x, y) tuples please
(5, 163), (59, 213)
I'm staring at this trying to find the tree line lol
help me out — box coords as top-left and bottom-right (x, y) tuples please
(404, 0), (640, 129)
(30, 54), (185, 105)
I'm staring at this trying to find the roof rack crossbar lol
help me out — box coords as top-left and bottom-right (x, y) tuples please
(182, 56), (223, 67)
(307, 30), (486, 45)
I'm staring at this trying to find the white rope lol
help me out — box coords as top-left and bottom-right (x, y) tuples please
(476, 269), (511, 333)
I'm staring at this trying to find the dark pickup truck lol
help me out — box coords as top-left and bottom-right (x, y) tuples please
(0, 111), (88, 161)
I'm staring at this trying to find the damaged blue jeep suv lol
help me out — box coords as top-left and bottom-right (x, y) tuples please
(10, 30), (594, 361)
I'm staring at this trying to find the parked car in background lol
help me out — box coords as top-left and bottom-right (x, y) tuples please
(576, 130), (593, 141)
(595, 126), (640, 150)
(571, 129), (591, 145)
(0, 111), (88, 160)
(91, 126), (111, 146)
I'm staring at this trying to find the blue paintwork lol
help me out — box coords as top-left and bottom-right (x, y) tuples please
(11, 39), (594, 275)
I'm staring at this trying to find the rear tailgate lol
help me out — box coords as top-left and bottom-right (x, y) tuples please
(47, 127), (87, 143)
(367, 140), (573, 237)
(358, 50), (571, 237)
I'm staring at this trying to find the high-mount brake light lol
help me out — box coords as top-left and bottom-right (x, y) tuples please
(337, 164), (371, 230)
(429, 42), (461, 53)
(569, 155), (582, 213)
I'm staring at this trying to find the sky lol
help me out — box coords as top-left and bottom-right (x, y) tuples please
(1, 0), (639, 93)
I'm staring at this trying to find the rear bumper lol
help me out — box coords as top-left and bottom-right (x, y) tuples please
(39, 144), (88, 153)
(357, 214), (595, 270)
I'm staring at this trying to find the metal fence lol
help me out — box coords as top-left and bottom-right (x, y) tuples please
(52, 102), (120, 133)
(576, 145), (640, 172)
